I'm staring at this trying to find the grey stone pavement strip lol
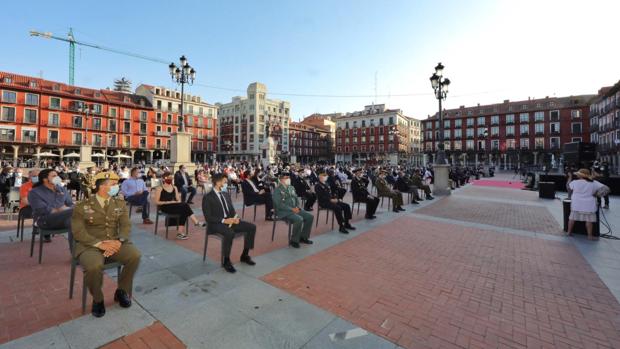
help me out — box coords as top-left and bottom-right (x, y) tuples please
(2, 173), (620, 348)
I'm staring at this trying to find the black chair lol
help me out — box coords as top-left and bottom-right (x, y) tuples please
(350, 197), (364, 216)
(17, 205), (33, 242)
(67, 230), (121, 314)
(378, 195), (392, 211)
(153, 208), (187, 239)
(271, 214), (293, 243)
(315, 206), (335, 230)
(31, 226), (69, 264)
(241, 185), (264, 222)
(202, 222), (244, 264)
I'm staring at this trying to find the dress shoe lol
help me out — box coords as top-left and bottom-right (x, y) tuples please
(143, 218), (154, 224)
(289, 241), (300, 248)
(222, 261), (237, 273)
(300, 238), (314, 244)
(92, 301), (106, 318)
(240, 255), (256, 265)
(411, 200), (419, 205)
(304, 206), (313, 211)
(339, 227), (350, 234)
(392, 208), (400, 213)
(114, 289), (132, 308)
(426, 196), (434, 200)
(265, 216), (275, 221)
(44, 235), (52, 243)
(344, 223), (356, 230)
(398, 207), (406, 211)
(365, 215), (376, 219)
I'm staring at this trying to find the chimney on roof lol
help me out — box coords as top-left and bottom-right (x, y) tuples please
(545, 96), (549, 99)
(459, 105), (464, 109)
(503, 100), (509, 103)
(477, 103), (480, 107)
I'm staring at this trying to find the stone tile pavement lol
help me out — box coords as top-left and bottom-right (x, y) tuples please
(1, 174), (620, 348)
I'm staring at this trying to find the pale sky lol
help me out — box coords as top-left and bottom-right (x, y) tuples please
(2, 0), (619, 120)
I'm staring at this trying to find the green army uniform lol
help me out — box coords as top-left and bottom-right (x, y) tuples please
(376, 177), (404, 208)
(71, 195), (141, 303)
(272, 183), (314, 243)
(80, 173), (94, 199)
(411, 174), (432, 197)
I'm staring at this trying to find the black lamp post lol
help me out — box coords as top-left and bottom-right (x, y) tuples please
(430, 63), (451, 165)
(77, 102), (91, 145)
(169, 55), (196, 133)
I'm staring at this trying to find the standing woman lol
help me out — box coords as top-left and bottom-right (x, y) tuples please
(153, 172), (205, 240)
(567, 168), (609, 240)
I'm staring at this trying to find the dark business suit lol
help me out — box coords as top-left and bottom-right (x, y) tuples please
(327, 175), (346, 200)
(292, 174), (316, 211)
(174, 170), (196, 203)
(240, 179), (274, 218)
(315, 182), (351, 227)
(202, 190), (256, 261)
(351, 176), (379, 218)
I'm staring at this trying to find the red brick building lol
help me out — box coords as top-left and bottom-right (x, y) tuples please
(288, 121), (333, 164)
(0, 71), (217, 165)
(421, 95), (596, 169)
(589, 81), (620, 174)
(335, 104), (413, 165)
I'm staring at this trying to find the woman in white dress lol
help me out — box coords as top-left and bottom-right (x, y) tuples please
(567, 168), (608, 240)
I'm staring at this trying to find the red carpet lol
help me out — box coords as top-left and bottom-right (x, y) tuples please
(471, 179), (525, 189)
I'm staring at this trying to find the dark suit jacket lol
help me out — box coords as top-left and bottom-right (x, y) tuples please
(202, 190), (236, 225)
(351, 177), (371, 202)
(241, 179), (262, 205)
(395, 177), (414, 192)
(292, 175), (311, 197)
(174, 171), (193, 190)
(315, 182), (335, 208)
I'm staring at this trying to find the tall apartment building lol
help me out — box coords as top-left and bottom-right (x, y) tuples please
(408, 117), (423, 166)
(216, 82), (291, 162)
(0, 71), (217, 165)
(135, 84), (218, 163)
(421, 95), (595, 168)
(589, 81), (620, 173)
(334, 104), (415, 165)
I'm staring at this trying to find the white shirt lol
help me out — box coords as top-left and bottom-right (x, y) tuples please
(569, 179), (604, 213)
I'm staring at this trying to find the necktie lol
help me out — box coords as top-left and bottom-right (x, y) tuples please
(104, 199), (109, 211)
(219, 193), (230, 217)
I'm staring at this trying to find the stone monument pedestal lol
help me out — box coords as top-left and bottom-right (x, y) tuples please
(433, 164), (451, 196)
(78, 145), (96, 170)
(260, 137), (277, 169)
(170, 132), (195, 174)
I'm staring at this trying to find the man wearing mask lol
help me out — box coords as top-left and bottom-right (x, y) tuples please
(28, 169), (74, 243)
(71, 172), (141, 318)
(19, 168), (40, 209)
(202, 174), (256, 273)
(174, 165), (196, 204)
(121, 167), (153, 224)
(350, 168), (379, 219)
(315, 173), (356, 234)
(81, 166), (98, 199)
(272, 172), (314, 248)
(292, 168), (316, 211)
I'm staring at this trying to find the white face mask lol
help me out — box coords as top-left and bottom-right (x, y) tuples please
(283, 179), (291, 186)
(51, 176), (62, 186)
(319, 177), (327, 183)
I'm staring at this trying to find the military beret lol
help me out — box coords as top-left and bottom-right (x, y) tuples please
(93, 171), (120, 181)
(279, 172), (291, 178)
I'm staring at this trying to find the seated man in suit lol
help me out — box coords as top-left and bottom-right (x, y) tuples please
(272, 172), (314, 248)
(376, 170), (405, 212)
(174, 165), (196, 204)
(292, 168), (316, 211)
(327, 170), (347, 200)
(315, 173), (356, 234)
(202, 174), (257, 273)
(350, 168), (379, 219)
(241, 170), (274, 220)
(395, 170), (421, 204)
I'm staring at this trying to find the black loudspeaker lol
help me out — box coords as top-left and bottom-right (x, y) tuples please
(562, 199), (600, 237)
(563, 142), (596, 166)
(538, 182), (555, 199)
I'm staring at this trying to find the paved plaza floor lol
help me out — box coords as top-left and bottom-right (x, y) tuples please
(1, 172), (620, 348)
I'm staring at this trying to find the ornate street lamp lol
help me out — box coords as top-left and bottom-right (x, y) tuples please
(169, 55), (196, 133)
(430, 62), (450, 164)
(77, 102), (91, 145)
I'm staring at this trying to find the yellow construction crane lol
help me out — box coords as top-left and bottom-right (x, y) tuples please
(30, 28), (169, 85)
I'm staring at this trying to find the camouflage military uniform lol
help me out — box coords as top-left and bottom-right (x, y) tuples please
(71, 195), (141, 302)
(272, 183), (314, 243)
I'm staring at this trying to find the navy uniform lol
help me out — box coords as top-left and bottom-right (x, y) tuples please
(71, 172), (141, 315)
(315, 177), (355, 234)
(350, 168), (379, 219)
(272, 173), (314, 247)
